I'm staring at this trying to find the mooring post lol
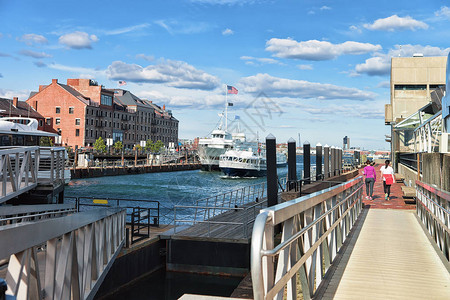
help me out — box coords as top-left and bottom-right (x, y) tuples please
(316, 143), (322, 180)
(338, 147), (343, 175)
(266, 134), (278, 207)
(287, 138), (297, 191)
(303, 141), (311, 184)
(324, 144), (330, 178)
(330, 146), (336, 177)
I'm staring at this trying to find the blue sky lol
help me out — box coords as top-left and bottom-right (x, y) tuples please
(1, 0), (450, 150)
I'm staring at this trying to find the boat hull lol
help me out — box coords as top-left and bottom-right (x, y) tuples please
(220, 167), (266, 177)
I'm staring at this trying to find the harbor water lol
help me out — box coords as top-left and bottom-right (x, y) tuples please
(65, 155), (315, 224)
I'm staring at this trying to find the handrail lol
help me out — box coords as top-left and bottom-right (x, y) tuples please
(251, 176), (364, 300)
(416, 180), (450, 261)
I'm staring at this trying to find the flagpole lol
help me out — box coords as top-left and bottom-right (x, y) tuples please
(225, 84), (228, 131)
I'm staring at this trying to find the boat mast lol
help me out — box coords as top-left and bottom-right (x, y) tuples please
(225, 85), (228, 132)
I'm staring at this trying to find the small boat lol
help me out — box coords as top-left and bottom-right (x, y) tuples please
(276, 152), (287, 167)
(219, 148), (266, 177)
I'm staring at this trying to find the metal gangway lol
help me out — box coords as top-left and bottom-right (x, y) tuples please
(0, 204), (125, 300)
(251, 176), (450, 299)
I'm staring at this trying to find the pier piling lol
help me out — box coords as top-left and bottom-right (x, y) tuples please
(331, 146), (336, 177)
(266, 134), (278, 207)
(303, 142), (311, 184)
(287, 138), (297, 190)
(324, 144), (330, 178)
(316, 143), (322, 180)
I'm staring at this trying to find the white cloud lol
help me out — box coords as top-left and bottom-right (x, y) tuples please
(105, 23), (150, 35)
(239, 73), (376, 100)
(222, 28), (234, 35)
(137, 89), (226, 108)
(363, 15), (428, 31)
(19, 49), (52, 59)
(377, 81), (390, 88)
(155, 20), (210, 35)
(297, 64), (313, 70)
(320, 6), (331, 10)
(349, 25), (362, 34)
(355, 44), (450, 76)
(58, 31), (99, 49)
(107, 59), (220, 90)
(266, 38), (381, 60)
(136, 54), (155, 61)
(0, 88), (30, 101)
(240, 56), (281, 65)
(18, 33), (48, 45)
(49, 63), (105, 77)
(435, 6), (450, 19)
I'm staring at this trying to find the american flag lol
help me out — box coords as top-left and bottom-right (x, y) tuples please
(227, 85), (238, 94)
(118, 80), (127, 86)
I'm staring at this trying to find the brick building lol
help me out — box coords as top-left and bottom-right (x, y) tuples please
(26, 79), (178, 149)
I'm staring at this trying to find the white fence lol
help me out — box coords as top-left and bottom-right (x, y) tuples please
(251, 176), (363, 300)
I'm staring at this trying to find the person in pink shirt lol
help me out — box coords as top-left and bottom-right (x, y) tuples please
(363, 160), (376, 200)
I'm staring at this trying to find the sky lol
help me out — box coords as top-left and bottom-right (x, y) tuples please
(1, 0), (450, 150)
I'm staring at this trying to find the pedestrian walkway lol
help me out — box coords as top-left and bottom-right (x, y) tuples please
(360, 164), (415, 209)
(320, 209), (450, 299)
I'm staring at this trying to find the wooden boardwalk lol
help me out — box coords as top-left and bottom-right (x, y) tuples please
(320, 209), (450, 299)
(173, 201), (267, 242)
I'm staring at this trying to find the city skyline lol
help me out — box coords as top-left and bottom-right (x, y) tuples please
(2, 0), (450, 150)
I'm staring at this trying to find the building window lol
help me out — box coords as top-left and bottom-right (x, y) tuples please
(55, 118), (60, 125)
(394, 84), (426, 90)
(76, 129), (80, 137)
(75, 118), (80, 125)
(101, 94), (113, 106)
(46, 118), (51, 125)
(55, 107), (60, 114)
(69, 107), (74, 114)
(38, 120), (43, 127)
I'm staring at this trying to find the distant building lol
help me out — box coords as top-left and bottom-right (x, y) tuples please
(0, 96), (45, 129)
(386, 56), (446, 154)
(26, 78), (178, 149)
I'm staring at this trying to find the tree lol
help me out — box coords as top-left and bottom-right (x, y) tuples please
(93, 137), (106, 153)
(152, 140), (164, 154)
(145, 139), (153, 152)
(113, 141), (123, 153)
(40, 136), (53, 147)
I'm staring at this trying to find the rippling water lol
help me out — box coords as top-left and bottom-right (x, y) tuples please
(65, 155), (315, 224)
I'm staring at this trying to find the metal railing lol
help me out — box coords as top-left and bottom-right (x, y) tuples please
(0, 146), (39, 204)
(68, 196), (160, 245)
(0, 203), (76, 225)
(37, 147), (66, 184)
(416, 180), (450, 261)
(251, 176), (364, 300)
(398, 152), (423, 172)
(0, 207), (126, 300)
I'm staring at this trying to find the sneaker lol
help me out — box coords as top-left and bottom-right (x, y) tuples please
(385, 193), (388, 200)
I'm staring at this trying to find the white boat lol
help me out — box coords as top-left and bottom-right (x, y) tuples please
(276, 152), (287, 167)
(0, 117), (71, 184)
(219, 148), (266, 177)
(198, 129), (234, 171)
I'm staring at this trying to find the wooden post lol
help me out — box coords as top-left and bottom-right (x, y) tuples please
(303, 142), (311, 184)
(316, 143), (322, 180)
(287, 138), (297, 190)
(324, 144), (330, 178)
(266, 134), (278, 207)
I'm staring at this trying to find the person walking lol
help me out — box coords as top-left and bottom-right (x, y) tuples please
(380, 160), (394, 200)
(363, 160), (376, 200)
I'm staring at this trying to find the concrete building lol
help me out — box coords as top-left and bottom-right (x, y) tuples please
(386, 56), (446, 154)
(26, 79), (178, 149)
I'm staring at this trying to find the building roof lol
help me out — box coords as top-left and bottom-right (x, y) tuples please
(0, 97), (44, 119)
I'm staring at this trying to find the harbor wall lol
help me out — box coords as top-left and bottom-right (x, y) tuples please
(95, 239), (165, 299)
(397, 163), (419, 187)
(70, 163), (201, 179)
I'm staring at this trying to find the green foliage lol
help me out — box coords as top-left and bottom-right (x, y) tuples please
(135, 145), (143, 152)
(152, 140), (164, 154)
(93, 137), (106, 153)
(40, 136), (53, 147)
(113, 141), (123, 152)
(145, 139), (153, 152)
